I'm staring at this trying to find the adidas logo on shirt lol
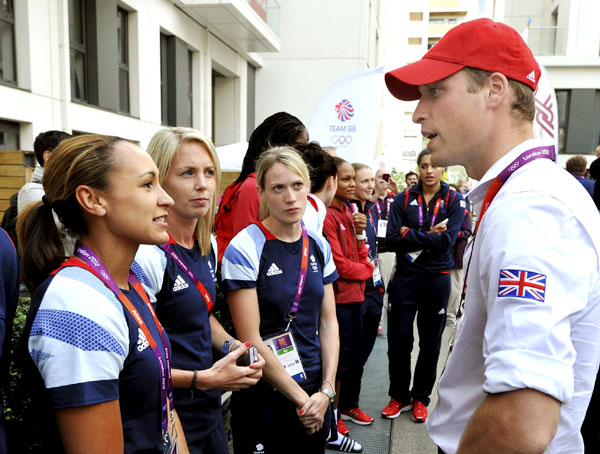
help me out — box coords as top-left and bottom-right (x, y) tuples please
(137, 328), (150, 352)
(266, 263), (283, 276)
(173, 274), (189, 292)
(410, 199), (418, 206)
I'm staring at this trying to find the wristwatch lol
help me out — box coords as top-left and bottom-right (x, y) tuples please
(222, 338), (236, 356)
(319, 387), (336, 403)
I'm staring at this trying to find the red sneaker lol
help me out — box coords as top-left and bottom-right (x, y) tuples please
(381, 399), (412, 419)
(412, 400), (428, 422)
(341, 407), (374, 425)
(337, 418), (351, 436)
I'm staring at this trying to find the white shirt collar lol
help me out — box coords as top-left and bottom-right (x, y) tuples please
(467, 137), (555, 210)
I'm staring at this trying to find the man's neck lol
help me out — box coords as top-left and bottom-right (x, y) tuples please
(375, 189), (388, 200)
(467, 123), (535, 180)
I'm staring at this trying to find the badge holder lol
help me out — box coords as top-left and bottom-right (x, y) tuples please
(372, 258), (383, 287)
(377, 219), (387, 238)
(263, 327), (307, 383)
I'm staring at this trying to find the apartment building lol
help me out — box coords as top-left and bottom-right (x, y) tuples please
(1, 0), (386, 213)
(498, 0), (600, 157)
(0, 0), (281, 155)
(381, 0), (600, 172)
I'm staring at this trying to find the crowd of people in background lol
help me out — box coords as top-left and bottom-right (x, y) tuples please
(2, 17), (600, 454)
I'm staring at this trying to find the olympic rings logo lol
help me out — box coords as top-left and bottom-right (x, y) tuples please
(331, 135), (353, 148)
(508, 162), (520, 172)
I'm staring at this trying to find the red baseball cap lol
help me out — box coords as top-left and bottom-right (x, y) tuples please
(385, 18), (540, 101)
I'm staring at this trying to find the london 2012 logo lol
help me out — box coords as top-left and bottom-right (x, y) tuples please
(335, 99), (354, 122)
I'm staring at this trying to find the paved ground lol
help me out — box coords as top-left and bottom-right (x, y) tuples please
(327, 317), (454, 454)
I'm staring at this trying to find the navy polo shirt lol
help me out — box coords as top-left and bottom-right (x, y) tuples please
(133, 239), (221, 443)
(221, 222), (338, 391)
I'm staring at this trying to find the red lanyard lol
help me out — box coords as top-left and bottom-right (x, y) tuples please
(457, 145), (556, 320)
(160, 233), (213, 313)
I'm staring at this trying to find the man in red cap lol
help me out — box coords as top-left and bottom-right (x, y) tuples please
(385, 18), (600, 454)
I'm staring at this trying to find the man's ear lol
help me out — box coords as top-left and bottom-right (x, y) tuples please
(75, 185), (107, 217)
(326, 175), (335, 190)
(486, 72), (510, 110)
(42, 150), (52, 166)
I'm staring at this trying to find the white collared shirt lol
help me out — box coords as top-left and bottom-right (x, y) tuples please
(427, 138), (600, 454)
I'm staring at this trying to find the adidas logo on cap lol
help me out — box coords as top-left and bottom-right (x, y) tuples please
(526, 70), (536, 83)
(173, 274), (189, 292)
(266, 263), (283, 277)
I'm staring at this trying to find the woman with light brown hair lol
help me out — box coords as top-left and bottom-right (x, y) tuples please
(19, 134), (188, 453)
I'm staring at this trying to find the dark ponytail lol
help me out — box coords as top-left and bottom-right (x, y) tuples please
(236, 112), (307, 184)
(17, 200), (64, 293)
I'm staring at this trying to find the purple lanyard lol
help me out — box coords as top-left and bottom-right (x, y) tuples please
(417, 195), (442, 229)
(74, 243), (174, 446)
(286, 222), (310, 331)
(376, 197), (392, 219)
(160, 237), (213, 313)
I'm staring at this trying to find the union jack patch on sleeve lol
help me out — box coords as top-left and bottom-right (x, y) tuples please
(498, 269), (547, 302)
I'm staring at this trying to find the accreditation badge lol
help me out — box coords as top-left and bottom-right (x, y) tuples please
(372, 258), (383, 286)
(263, 331), (306, 383)
(377, 219), (388, 238)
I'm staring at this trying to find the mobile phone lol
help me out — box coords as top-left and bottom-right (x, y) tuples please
(236, 346), (258, 367)
(440, 218), (449, 226)
(382, 174), (391, 182)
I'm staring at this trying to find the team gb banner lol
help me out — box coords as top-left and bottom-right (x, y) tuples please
(533, 61), (559, 155)
(308, 66), (385, 163)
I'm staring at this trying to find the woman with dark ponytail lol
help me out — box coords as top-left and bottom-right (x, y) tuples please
(214, 112), (308, 263)
(18, 134), (189, 453)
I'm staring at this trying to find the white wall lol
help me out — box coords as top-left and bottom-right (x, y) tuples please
(253, 0), (383, 128)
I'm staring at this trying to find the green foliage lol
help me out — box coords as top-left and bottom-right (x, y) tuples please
(2, 296), (46, 452)
(446, 165), (468, 186)
(3, 297), (30, 423)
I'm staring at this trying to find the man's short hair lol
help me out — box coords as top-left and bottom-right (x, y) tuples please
(566, 155), (588, 175)
(405, 171), (418, 181)
(463, 67), (535, 124)
(33, 130), (72, 167)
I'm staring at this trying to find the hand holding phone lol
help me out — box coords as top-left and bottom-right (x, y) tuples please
(236, 346), (258, 367)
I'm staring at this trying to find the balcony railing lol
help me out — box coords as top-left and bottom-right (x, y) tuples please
(526, 26), (567, 56)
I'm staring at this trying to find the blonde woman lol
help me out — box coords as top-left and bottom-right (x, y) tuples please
(133, 127), (264, 453)
(222, 147), (339, 453)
